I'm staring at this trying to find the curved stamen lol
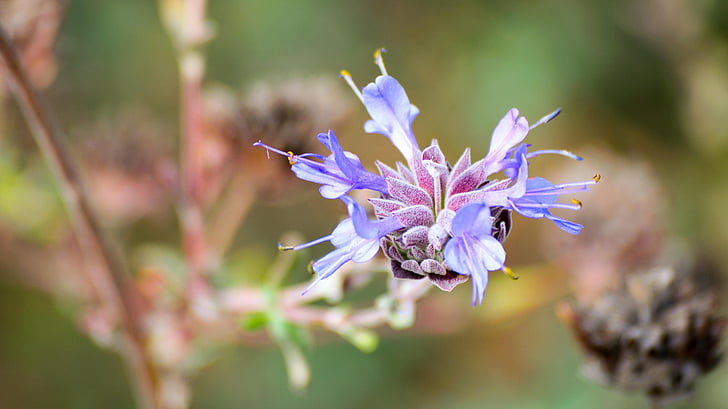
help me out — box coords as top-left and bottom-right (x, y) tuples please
(253, 140), (294, 162)
(529, 108), (561, 130)
(339, 70), (364, 104)
(527, 180), (596, 193)
(511, 200), (582, 211)
(279, 234), (334, 252)
(374, 48), (388, 75)
(254, 140), (330, 169)
(527, 149), (582, 161)
(523, 187), (590, 196)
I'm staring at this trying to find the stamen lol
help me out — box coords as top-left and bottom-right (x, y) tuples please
(374, 48), (388, 75)
(253, 141), (296, 161)
(504, 267), (519, 280)
(512, 201), (582, 211)
(339, 70), (364, 103)
(529, 108), (561, 130)
(524, 187), (589, 196)
(279, 234), (334, 252)
(527, 180), (596, 194)
(571, 199), (582, 208)
(593, 173), (601, 183)
(527, 149), (582, 161)
(254, 141), (331, 170)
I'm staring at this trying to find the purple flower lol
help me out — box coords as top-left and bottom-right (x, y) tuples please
(482, 108), (530, 175)
(482, 144), (597, 235)
(340, 50), (420, 162)
(254, 130), (388, 199)
(507, 177), (594, 235)
(258, 50), (596, 305)
(443, 202), (508, 305)
(282, 196), (403, 292)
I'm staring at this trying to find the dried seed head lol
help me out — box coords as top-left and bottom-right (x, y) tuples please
(77, 109), (174, 222)
(559, 263), (726, 407)
(203, 78), (352, 201)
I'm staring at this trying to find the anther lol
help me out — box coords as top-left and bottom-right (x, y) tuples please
(374, 48), (388, 75)
(571, 199), (583, 208)
(593, 173), (601, 183)
(287, 151), (296, 165)
(339, 69), (364, 103)
(278, 242), (295, 251)
(504, 267), (519, 280)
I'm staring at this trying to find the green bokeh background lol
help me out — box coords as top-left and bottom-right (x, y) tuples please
(2, 0), (728, 408)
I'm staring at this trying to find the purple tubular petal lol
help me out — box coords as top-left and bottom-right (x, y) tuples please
(505, 177), (587, 235)
(362, 75), (420, 161)
(450, 202), (494, 237)
(340, 196), (404, 239)
(546, 215), (583, 235)
(269, 130), (387, 199)
(319, 131), (388, 193)
(444, 202), (508, 305)
(480, 146), (530, 207)
(307, 236), (380, 292)
(302, 196), (404, 293)
(320, 130), (390, 196)
(483, 109), (529, 175)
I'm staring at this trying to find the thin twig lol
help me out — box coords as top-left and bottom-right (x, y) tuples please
(206, 172), (257, 261)
(0, 24), (160, 409)
(174, 0), (211, 303)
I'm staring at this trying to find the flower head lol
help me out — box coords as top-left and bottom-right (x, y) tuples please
(258, 50), (596, 305)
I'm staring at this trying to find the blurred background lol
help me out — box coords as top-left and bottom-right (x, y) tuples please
(1, 0), (728, 408)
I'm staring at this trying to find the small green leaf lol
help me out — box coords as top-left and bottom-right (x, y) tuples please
(338, 327), (379, 353)
(240, 312), (268, 331)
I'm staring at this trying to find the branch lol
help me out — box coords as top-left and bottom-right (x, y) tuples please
(0, 24), (161, 409)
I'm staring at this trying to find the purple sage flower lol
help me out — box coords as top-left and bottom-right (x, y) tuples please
(257, 50), (598, 305)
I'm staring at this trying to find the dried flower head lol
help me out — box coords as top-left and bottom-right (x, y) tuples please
(77, 109), (174, 222)
(559, 264), (726, 407)
(257, 50), (596, 305)
(205, 78), (352, 201)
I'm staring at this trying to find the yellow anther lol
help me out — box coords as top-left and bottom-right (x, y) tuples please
(504, 267), (519, 280)
(373, 48), (384, 62)
(373, 48), (388, 75)
(593, 173), (601, 183)
(287, 151), (296, 165)
(307, 260), (315, 274)
(340, 69), (365, 102)
(571, 199), (583, 208)
(278, 243), (294, 251)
